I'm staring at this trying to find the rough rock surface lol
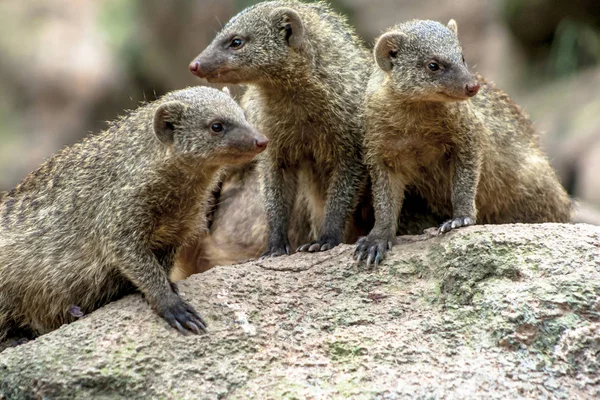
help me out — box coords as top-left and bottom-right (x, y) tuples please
(0, 224), (599, 399)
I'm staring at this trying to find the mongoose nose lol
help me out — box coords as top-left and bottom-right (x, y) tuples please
(189, 60), (202, 77)
(465, 82), (480, 97)
(255, 137), (269, 150)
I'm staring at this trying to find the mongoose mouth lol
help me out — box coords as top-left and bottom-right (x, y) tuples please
(219, 149), (265, 166)
(204, 70), (244, 84)
(437, 81), (480, 101)
(217, 136), (268, 165)
(438, 91), (471, 102)
(189, 61), (242, 84)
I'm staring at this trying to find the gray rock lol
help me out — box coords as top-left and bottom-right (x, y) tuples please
(1, 224), (599, 399)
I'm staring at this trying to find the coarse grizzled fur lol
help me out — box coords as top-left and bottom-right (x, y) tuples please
(190, 1), (372, 257)
(356, 19), (571, 267)
(0, 86), (267, 340)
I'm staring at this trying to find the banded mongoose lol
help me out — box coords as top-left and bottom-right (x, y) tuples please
(0, 86), (268, 339)
(355, 19), (571, 267)
(189, 0), (371, 257)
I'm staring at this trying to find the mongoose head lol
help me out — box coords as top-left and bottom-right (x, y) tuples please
(154, 87), (268, 166)
(189, 1), (308, 84)
(374, 19), (480, 102)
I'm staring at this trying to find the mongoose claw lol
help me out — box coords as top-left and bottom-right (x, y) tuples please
(438, 217), (475, 234)
(157, 296), (207, 335)
(185, 320), (204, 335)
(366, 246), (383, 269)
(260, 236), (291, 259)
(296, 243), (312, 252)
(297, 235), (341, 253)
(319, 243), (333, 251)
(173, 320), (186, 335)
(354, 236), (392, 268)
(354, 250), (364, 262)
(259, 243), (291, 259)
(366, 248), (376, 268)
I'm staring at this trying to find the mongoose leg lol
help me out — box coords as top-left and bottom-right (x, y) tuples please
(355, 165), (404, 268)
(439, 128), (481, 234)
(117, 241), (207, 334)
(261, 164), (298, 258)
(298, 160), (363, 252)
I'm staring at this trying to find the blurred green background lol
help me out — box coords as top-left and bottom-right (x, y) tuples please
(0, 0), (599, 218)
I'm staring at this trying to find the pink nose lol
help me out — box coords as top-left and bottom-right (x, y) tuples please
(255, 138), (269, 150)
(465, 82), (480, 97)
(189, 60), (202, 77)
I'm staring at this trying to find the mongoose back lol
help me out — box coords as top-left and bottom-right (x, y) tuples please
(355, 19), (571, 267)
(189, 1), (371, 257)
(0, 86), (268, 339)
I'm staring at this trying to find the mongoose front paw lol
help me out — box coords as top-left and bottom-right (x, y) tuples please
(438, 217), (475, 234)
(354, 235), (393, 268)
(156, 296), (207, 335)
(259, 241), (291, 259)
(296, 234), (341, 253)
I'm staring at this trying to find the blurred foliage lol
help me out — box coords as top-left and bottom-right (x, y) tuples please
(97, 0), (140, 62)
(0, 100), (20, 143)
(98, 0), (138, 46)
(502, 0), (600, 84)
(97, 0), (154, 97)
(549, 19), (600, 79)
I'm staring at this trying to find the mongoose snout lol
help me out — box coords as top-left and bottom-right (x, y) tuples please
(188, 52), (239, 83)
(189, 60), (201, 75)
(243, 127), (269, 153)
(255, 137), (269, 150)
(207, 125), (269, 166)
(465, 82), (480, 97)
(188, 60), (215, 79)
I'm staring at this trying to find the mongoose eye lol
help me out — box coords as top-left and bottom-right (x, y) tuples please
(230, 38), (244, 49)
(462, 55), (466, 64)
(210, 122), (224, 133)
(427, 62), (441, 72)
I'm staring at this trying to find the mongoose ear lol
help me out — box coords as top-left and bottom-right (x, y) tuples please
(153, 101), (186, 145)
(447, 19), (458, 36)
(271, 8), (304, 47)
(222, 86), (231, 97)
(374, 32), (407, 72)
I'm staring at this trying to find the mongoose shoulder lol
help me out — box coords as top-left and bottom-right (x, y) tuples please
(189, 0), (371, 257)
(355, 19), (571, 267)
(0, 86), (268, 339)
